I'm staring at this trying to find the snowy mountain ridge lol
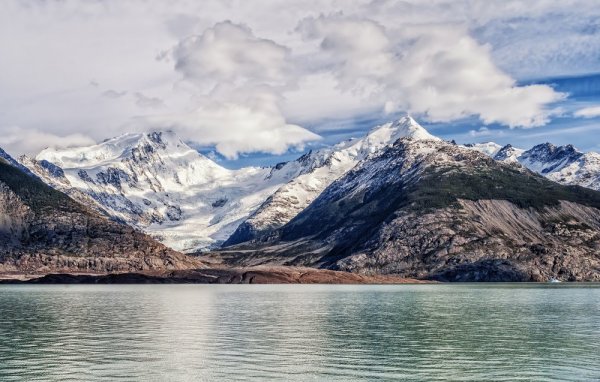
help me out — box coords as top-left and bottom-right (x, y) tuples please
(466, 141), (600, 191)
(213, 131), (600, 282)
(20, 116), (436, 252)
(18, 115), (600, 252)
(26, 130), (306, 252)
(225, 116), (440, 245)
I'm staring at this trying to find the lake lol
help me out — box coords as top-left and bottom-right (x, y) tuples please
(0, 284), (598, 381)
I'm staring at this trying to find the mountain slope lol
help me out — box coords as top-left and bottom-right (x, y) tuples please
(213, 138), (600, 281)
(1, 148), (37, 177)
(24, 131), (307, 252)
(0, 154), (201, 273)
(467, 142), (600, 190)
(24, 116), (437, 252)
(225, 116), (438, 245)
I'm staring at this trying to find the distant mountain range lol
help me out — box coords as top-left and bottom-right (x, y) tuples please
(0, 155), (201, 274)
(20, 130), (298, 252)
(2, 116), (600, 281)
(19, 117), (437, 252)
(210, 123), (600, 281)
(466, 141), (600, 191)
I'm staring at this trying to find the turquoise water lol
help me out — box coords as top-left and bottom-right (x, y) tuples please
(0, 284), (598, 381)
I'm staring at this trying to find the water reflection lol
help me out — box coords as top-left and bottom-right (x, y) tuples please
(0, 284), (598, 381)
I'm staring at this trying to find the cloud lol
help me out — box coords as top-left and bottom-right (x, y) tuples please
(173, 21), (292, 90)
(574, 106), (600, 118)
(362, 0), (600, 79)
(161, 21), (319, 158)
(298, 14), (565, 128)
(134, 92), (165, 109)
(297, 16), (393, 94)
(0, 0), (597, 160)
(147, 99), (320, 159)
(469, 127), (492, 137)
(102, 90), (127, 99)
(0, 126), (95, 156)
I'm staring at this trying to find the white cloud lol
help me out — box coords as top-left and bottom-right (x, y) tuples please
(148, 100), (320, 159)
(162, 21), (319, 158)
(469, 127), (491, 137)
(281, 72), (378, 125)
(0, 0), (596, 158)
(298, 15), (565, 128)
(574, 106), (600, 118)
(134, 92), (165, 109)
(102, 90), (127, 99)
(0, 126), (95, 157)
(363, 0), (600, 79)
(297, 16), (394, 94)
(172, 21), (292, 90)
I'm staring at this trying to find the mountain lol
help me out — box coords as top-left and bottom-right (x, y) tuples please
(211, 134), (600, 282)
(467, 142), (600, 190)
(1, 147), (37, 177)
(23, 131), (311, 252)
(225, 116), (439, 245)
(0, 152), (201, 274)
(492, 144), (524, 163)
(23, 116), (435, 253)
(11, 116), (600, 281)
(463, 142), (503, 157)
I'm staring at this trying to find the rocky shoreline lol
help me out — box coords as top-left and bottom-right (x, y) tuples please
(0, 266), (428, 284)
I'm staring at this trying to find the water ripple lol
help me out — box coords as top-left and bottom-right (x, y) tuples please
(0, 284), (599, 381)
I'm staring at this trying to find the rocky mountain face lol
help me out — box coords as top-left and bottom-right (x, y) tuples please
(23, 131), (313, 252)
(1, 148), (36, 177)
(467, 141), (600, 191)
(15, 116), (600, 281)
(225, 116), (438, 246)
(0, 155), (201, 274)
(23, 117), (436, 253)
(212, 136), (600, 282)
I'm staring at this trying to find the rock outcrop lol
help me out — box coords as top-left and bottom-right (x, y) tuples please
(22, 131), (314, 252)
(0, 156), (202, 274)
(0, 266), (426, 284)
(225, 116), (438, 246)
(211, 137), (600, 282)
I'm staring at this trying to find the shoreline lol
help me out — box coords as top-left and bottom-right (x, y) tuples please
(3, 266), (596, 285)
(0, 266), (429, 285)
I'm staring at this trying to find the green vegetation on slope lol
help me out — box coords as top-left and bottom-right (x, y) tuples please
(283, 160), (600, 244)
(409, 165), (600, 212)
(0, 160), (85, 214)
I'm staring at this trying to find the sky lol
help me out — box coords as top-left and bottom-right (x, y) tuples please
(1, 0), (599, 168)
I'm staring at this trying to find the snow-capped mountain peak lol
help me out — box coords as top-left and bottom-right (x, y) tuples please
(493, 144), (524, 163)
(27, 130), (290, 252)
(1, 147), (36, 177)
(463, 142), (503, 157)
(360, 116), (439, 150)
(387, 115), (440, 141)
(465, 140), (600, 191)
(225, 115), (440, 245)
(518, 143), (583, 174)
(322, 116), (439, 164)
(37, 130), (225, 174)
